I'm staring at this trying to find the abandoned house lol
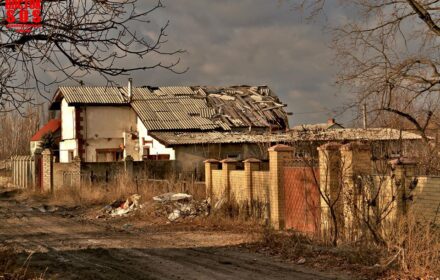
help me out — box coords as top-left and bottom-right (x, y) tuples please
(42, 81), (423, 177)
(47, 82), (290, 171)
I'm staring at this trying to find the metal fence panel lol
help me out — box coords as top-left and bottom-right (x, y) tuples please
(283, 165), (321, 235)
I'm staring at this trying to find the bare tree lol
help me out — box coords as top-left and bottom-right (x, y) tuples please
(0, 107), (40, 159)
(291, 1), (440, 141)
(0, 0), (185, 110)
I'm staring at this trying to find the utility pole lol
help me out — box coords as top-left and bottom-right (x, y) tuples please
(363, 103), (367, 129)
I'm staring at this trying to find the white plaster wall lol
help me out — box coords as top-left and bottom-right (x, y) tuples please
(123, 132), (140, 160)
(84, 106), (137, 139)
(30, 141), (41, 155)
(59, 139), (77, 163)
(137, 118), (175, 160)
(84, 138), (124, 162)
(82, 106), (137, 161)
(61, 99), (75, 140)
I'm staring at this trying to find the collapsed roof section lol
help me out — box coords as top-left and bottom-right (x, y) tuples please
(50, 85), (290, 132)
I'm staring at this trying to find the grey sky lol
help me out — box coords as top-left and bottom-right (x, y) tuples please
(69, 1), (356, 126)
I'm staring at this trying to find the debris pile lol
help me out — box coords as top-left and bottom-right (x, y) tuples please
(101, 194), (141, 217)
(153, 192), (210, 222)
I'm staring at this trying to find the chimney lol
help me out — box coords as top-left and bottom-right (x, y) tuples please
(327, 118), (335, 125)
(128, 78), (133, 102)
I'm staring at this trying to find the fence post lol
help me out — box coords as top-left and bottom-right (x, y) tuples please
(268, 144), (293, 230)
(204, 159), (219, 201)
(33, 150), (42, 190)
(318, 143), (343, 240)
(124, 155), (134, 180)
(42, 149), (53, 192)
(11, 156), (16, 187)
(221, 159), (237, 201)
(243, 158), (261, 208)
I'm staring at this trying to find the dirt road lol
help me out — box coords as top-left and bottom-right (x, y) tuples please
(0, 190), (345, 280)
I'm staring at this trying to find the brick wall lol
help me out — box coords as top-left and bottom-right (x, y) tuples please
(42, 149), (53, 192)
(229, 170), (247, 202)
(206, 159), (269, 208)
(211, 170), (223, 200)
(252, 171), (269, 203)
(409, 176), (440, 223)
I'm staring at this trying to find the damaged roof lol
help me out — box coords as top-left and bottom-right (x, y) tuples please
(50, 85), (290, 132)
(149, 128), (422, 146)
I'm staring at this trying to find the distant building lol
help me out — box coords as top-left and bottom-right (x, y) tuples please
(30, 119), (61, 156)
(292, 118), (344, 131)
(150, 128), (422, 163)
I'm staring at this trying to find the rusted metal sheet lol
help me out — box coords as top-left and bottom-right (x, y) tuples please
(283, 166), (321, 235)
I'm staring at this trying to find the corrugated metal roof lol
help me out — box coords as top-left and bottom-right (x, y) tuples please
(159, 86), (195, 96)
(149, 128), (423, 146)
(59, 86), (128, 104)
(54, 85), (290, 132)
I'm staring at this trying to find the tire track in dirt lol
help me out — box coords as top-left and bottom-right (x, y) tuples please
(0, 194), (347, 280)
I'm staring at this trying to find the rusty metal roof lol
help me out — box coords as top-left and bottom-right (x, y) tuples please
(149, 128), (422, 146)
(131, 93), (221, 131)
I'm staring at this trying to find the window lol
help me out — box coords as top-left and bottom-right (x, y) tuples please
(96, 149), (123, 162)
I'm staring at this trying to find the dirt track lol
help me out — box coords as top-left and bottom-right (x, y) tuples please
(0, 190), (346, 280)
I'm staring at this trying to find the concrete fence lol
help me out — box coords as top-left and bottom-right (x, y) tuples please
(11, 155), (41, 189)
(46, 151), (186, 190)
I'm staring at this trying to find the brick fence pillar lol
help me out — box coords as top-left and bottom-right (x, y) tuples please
(243, 158), (261, 207)
(42, 149), (53, 192)
(340, 142), (372, 241)
(221, 159), (237, 201)
(389, 159), (417, 218)
(204, 159), (220, 201)
(268, 144), (293, 230)
(72, 156), (82, 187)
(318, 143), (343, 240)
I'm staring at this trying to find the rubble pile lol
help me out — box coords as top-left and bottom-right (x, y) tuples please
(153, 192), (210, 222)
(101, 194), (141, 217)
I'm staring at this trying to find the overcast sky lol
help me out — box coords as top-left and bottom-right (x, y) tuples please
(66, 1), (356, 126)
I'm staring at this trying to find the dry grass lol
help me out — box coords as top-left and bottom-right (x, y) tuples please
(252, 214), (440, 279)
(253, 228), (383, 279)
(32, 175), (261, 234)
(0, 247), (44, 280)
(49, 175), (194, 207)
(382, 215), (440, 279)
